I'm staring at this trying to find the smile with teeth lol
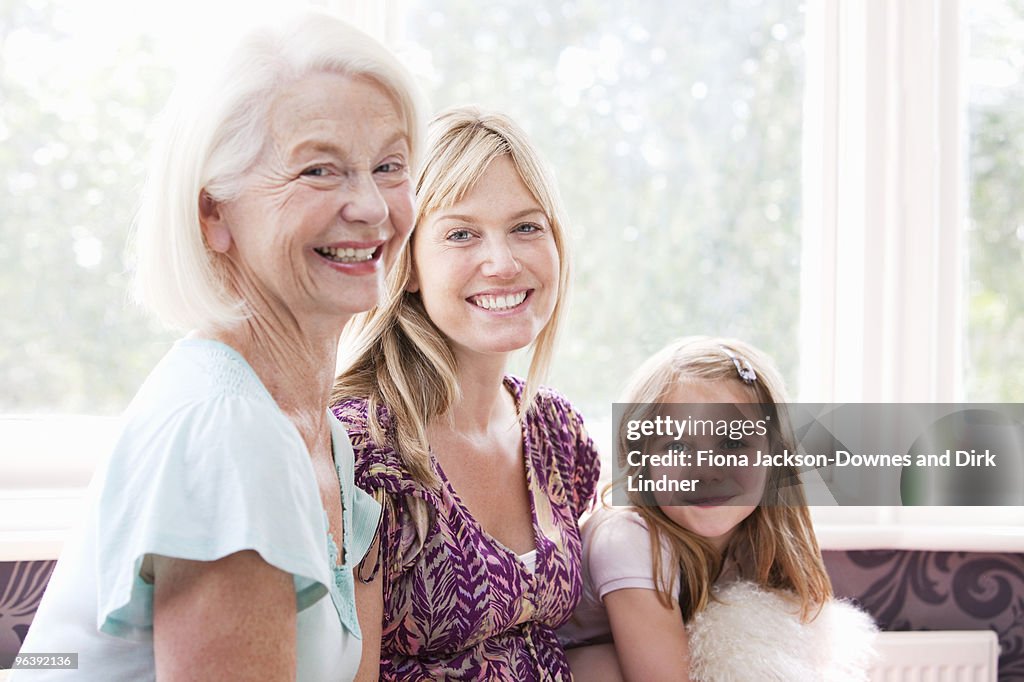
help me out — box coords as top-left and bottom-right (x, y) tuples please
(314, 245), (377, 263)
(470, 291), (528, 311)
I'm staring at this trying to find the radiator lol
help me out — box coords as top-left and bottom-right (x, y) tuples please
(870, 631), (1000, 682)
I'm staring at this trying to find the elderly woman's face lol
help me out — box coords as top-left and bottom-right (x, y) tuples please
(204, 72), (414, 325)
(411, 155), (559, 362)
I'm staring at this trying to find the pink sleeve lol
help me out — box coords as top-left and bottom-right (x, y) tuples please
(585, 509), (670, 599)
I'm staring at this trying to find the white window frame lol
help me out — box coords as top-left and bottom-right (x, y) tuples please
(801, 0), (1024, 540)
(5, 0), (1022, 562)
(800, 0), (965, 404)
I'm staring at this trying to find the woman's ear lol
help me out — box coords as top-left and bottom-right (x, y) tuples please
(199, 190), (232, 253)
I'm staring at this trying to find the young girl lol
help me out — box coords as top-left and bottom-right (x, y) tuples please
(562, 336), (875, 681)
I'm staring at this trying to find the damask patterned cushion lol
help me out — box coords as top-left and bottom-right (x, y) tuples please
(0, 561), (55, 669)
(825, 549), (1024, 680)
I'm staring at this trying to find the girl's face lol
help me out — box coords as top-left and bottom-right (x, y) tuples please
(410, 154), (559, 364)
(649, 379), (769, 553)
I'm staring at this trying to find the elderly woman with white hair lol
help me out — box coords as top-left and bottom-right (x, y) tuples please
(15, 12), (425, 681)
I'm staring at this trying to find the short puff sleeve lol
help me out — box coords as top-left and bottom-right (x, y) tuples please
(585, 508), (671, 599)
(531, 385), (601, 520)
(95, 393), (333, 639)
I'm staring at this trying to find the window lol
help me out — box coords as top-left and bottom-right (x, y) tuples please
(966, 0), (1024, 401)
(0, 0), (809, 423)
(1, 0), (177, 415)
(395, 0), (807, 423)
(2, 0), (1021, 558)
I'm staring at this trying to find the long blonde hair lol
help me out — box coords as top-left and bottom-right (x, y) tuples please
(609, 336), (832, 621)
(331, 106), (573, 488)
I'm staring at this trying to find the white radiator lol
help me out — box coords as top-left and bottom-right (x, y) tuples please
(870, 631), (1000, 682)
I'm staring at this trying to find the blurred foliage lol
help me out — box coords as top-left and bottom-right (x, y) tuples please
(3, 0), (1017, 418)
(967, 0), (1024, 401)
(0, 0), (177, 413)
(400, 0), (805, 418)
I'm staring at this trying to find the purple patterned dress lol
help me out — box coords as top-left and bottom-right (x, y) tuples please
(333, 377), (600, 681)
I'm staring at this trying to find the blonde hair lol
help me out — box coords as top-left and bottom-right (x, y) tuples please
(331, 106), (573, 487)
(609, 336), (832, 621)
(133, 11), (427, 331)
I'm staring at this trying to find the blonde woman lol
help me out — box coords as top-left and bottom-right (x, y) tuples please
(331, 106), (599, 680)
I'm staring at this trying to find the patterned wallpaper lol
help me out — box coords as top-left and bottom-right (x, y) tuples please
(824, 550), (1024, 680)
(2, 552), (1022, 677)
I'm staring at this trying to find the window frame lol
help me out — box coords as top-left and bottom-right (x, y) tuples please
(4, 0), (1021, 562)
(799, 0), (966, 405)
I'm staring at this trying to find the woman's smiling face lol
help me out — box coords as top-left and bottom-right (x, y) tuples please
(203, 72), (414, 327)
(410, 154), (559, 362)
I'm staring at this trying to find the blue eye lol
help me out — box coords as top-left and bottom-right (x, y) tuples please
(446, 229), (472, 242)
(375, 161), (406, 174)
(722, 438), (745, 450)
(514, 222), (542, 234)
(301, 166), (329, 177)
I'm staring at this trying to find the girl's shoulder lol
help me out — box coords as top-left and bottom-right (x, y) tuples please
(583, 506), (651, 546)
(580, 506), (670, 598)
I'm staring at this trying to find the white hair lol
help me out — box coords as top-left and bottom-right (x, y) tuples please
(132, 11), (428, 331)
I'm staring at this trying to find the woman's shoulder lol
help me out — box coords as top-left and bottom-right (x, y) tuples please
(129, 338), (270, 410)
(513, 376), (601, 513)
(330, 397), (421, 494)
(331, 396), (398, 448)
(331, 395), (378, 429)
(120, 341), (301, 471)
(507, 375), (576, 411)
(507, 375), (588, 438)
(121, 341), (307, 470)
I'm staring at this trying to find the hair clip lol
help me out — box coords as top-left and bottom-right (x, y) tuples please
(720, 346), (757, 384)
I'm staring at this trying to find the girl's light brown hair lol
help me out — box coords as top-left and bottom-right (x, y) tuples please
(607, 335), (832, 621)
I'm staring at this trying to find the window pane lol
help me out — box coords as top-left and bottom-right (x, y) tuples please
(0, 2), (177, 414)
(400, 0), (806, 417)
(2, 1), (806, 418)
(967, 0), (1024, 401)
(0, 0), (334, 415)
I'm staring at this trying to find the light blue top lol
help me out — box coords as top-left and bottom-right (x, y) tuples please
(15, 338), (380, 680)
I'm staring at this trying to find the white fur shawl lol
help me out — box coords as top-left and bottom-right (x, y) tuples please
(686, 581), (878, 682)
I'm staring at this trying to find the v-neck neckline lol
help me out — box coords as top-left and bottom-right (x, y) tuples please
(429, 376), (542, 572)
